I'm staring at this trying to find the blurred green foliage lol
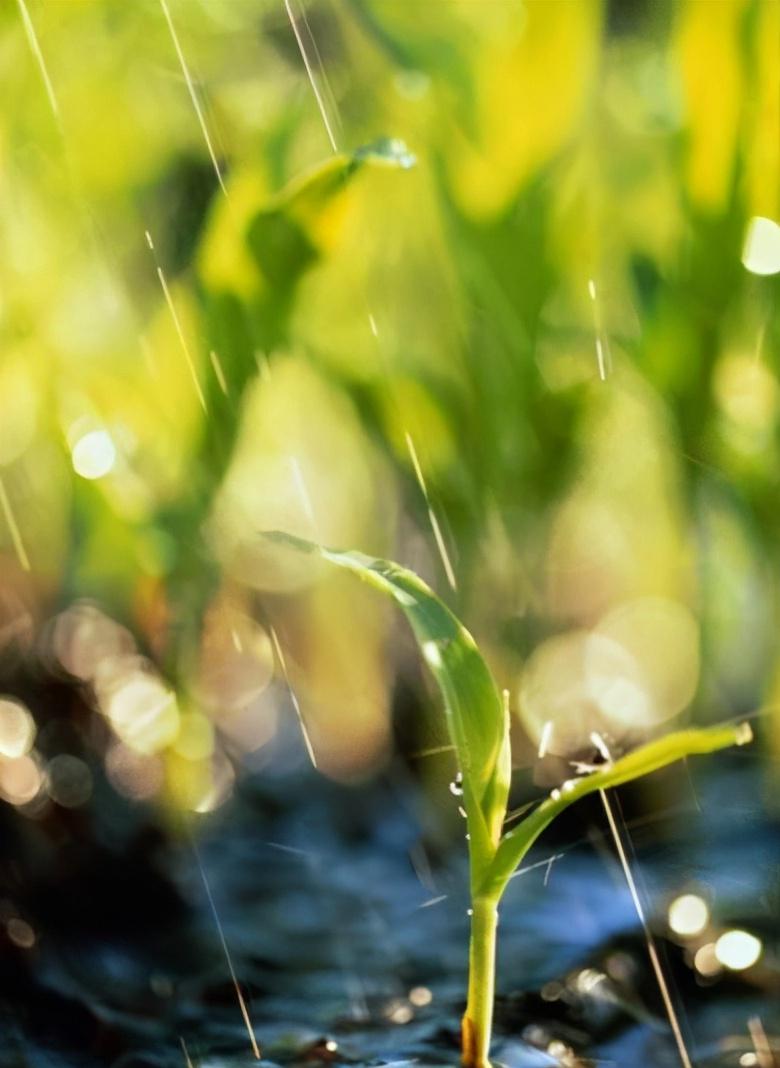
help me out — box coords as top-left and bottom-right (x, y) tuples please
(0, 0), (778, 797)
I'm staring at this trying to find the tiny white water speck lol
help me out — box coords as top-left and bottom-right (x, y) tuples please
(538, 720), (553, 759)
(735, 722), (753, 746)
(422, 640), (442, 668)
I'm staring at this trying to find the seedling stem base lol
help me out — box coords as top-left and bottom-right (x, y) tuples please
(462, 896), (499, 1068)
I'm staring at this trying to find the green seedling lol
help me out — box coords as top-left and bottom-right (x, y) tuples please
(266, 532), (752, 1068)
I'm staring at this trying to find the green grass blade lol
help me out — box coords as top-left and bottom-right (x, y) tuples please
(480, 721), (753, 900)
(263, 532), (511, 870)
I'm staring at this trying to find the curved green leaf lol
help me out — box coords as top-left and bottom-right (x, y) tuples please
(263, 531), (511, 875)
(480, 721), (753, 900)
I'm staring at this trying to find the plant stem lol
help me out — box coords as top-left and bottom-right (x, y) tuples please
(462, 895), (499, 1068)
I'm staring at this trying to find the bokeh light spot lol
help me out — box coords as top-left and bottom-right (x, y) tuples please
(105, 743), (164, 801)
(71, 429), (116, 480)
(715, 929), (762, 971)
(104, 672), (180, 754)
(667, 893), (709, 937)
(0, 754), (43, 806)
(6, 917), (35, 949)
(693, 942), (721, 977)
(742, 216), (780, 275)
(46, 754), (93, 808)
(0, 698), (36, 758)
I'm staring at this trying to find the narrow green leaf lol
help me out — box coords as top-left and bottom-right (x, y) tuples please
(263, 531), (511, 872)
(480, 721), (753, 900)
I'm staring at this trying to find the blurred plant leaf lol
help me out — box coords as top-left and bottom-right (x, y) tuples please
(158, 141), (416, 676)
(246, 138), (416, 287)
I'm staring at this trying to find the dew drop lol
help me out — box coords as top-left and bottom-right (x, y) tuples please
(735, 721), (753, 746)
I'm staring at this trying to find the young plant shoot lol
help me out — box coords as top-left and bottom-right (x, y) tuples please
(266, 532), (752, 1068)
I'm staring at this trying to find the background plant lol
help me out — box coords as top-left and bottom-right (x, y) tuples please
(0, 0), (776, 871)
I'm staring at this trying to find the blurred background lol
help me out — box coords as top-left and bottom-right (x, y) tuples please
(0, 0), (778, 798)
(0, 1), (779, 1063)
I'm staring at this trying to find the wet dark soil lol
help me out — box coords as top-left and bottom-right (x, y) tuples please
(1, 725), (778, 1068)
